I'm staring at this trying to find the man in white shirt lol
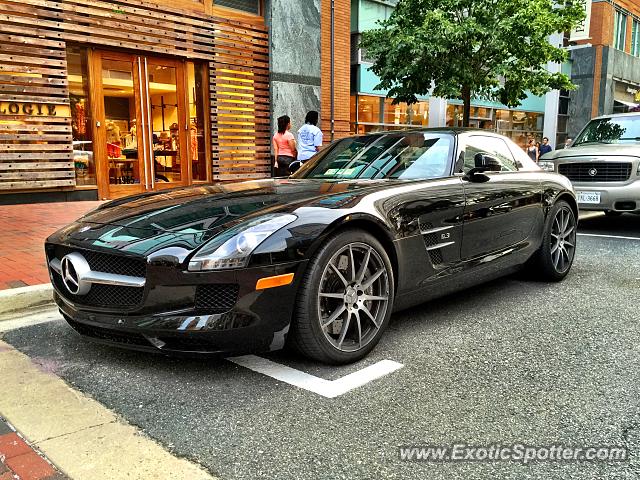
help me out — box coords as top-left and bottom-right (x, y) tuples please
(297, 111), (323, 161)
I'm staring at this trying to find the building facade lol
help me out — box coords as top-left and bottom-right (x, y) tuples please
(0, 0), (351, 202)
(568, 0), (640, 138)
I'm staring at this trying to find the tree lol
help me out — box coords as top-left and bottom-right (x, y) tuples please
(359, 0), (585, 127)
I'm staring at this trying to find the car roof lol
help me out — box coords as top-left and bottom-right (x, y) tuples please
(591, 112), (640, 120)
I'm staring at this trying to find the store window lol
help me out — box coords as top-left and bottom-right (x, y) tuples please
(446, 105), (494, 129)
(213, 0), (261, 15)
(67, 46), (96, 186)
(383, 99), (410, 125)
(102, 57), (140, 185)
(495, 109), (544, 148)
(187, 62), (209, 181)
(614, 10), (627, 51)
(410, 101), (429, 126)
(353, 95), (428, 133)
(357, 95), (381, 124)
(632, 19), (640, 57)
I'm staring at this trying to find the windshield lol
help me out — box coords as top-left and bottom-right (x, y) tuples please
(573, 115), (640, 146)
(293, 132), (454, 180)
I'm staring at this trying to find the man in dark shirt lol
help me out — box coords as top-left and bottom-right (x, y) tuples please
(539, 137), (553, 156)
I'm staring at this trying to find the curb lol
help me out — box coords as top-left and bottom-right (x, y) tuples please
(0, 284), (54, 317)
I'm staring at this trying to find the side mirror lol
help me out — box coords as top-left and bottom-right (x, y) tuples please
(474, 153), (502, 172)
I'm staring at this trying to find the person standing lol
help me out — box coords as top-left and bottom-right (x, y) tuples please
(297, 111), (323, 163)
(562, 138), (573, 149)
(539, 137), (553, 157)
(272, 115), (297, 177)
(525, 139), (538, 162)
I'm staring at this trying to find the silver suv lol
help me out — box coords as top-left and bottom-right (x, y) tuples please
(540, 112), (640, 215)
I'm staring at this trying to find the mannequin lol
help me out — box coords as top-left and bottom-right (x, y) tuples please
(105, 121), (121, 158)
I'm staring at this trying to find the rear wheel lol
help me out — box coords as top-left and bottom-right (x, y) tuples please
(290, 229), (394, 364)
(527, 200), (577, 281)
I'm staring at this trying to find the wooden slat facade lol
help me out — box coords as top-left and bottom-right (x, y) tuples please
(0, 0), (270, 192)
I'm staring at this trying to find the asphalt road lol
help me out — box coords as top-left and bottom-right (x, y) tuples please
(3, 213), (640, 480)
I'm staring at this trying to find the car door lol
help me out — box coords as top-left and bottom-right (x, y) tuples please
(373, 132), (465, 291)
(458, 134), (543, 260)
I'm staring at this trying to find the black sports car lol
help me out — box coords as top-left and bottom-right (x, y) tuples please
(46, 129), (578, 364)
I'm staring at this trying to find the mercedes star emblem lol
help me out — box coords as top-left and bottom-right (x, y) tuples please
(588, 168), (598, 177)
(60, 253), (92, 295)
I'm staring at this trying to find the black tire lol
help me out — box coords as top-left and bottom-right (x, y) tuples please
(527, 200), (577, 281)
(604, 210), (622, 217)
(289, 229), (395, 364)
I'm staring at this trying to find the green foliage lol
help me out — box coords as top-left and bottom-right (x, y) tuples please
(359, 0), (585, 125)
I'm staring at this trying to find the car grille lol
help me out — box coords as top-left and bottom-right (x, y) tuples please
(48, 245), (146, 310)
(50, 245), (146, 278)
(558, 162), (632, 182)
(195, 284), (239, 313)
(53, 274), (145, 308)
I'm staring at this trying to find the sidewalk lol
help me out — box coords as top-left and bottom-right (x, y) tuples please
(0, 339), (214, 480)
(0, 202), (102, 290)
(0, 417), (66, 480)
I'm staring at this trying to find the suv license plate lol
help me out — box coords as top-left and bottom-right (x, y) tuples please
(577, 191), (601, 204)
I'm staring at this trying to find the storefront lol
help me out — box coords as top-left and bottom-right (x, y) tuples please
(350, 95), (430, 134)
(0, 0), (270, 201)
(67, 48), (211, 199)
(350, 94), (544, 149)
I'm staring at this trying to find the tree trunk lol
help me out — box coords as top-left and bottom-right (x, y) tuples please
(462, 85), (471, 127)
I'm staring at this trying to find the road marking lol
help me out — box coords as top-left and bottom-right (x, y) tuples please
(578, 233), (640, 241)
(228, 355), (404, 398)
(3, 312), (404, 399)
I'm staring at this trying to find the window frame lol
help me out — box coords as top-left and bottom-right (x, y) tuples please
(458, 134), (519, 174)
(614, 10), (628, 51)
(632, 19), (640, 57)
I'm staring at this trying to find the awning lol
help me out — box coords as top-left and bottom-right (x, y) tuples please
(614, 99), (640, 109)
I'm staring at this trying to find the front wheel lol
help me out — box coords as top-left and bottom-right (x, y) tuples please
(289, 229), (394, 364)
(527, 200), (577, 281)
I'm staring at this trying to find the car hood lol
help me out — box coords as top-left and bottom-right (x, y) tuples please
(78, 179), (392, 233)
(542, 143), (640, 160)
(49, 178), (394, 259)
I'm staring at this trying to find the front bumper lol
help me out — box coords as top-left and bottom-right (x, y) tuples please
(572, 179), (640, 212)
(52, 259), (308, 356)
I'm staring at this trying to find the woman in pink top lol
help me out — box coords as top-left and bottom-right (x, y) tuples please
(272, 115), (297, 177)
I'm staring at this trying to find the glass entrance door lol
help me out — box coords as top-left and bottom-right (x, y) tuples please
(95, 52), (189, 199)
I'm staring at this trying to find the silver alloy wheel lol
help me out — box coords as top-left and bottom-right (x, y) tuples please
(317, 242), (390, 352)
(550, 205), (576, 273)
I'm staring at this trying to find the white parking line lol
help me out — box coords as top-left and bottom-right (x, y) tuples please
(577, 233), (640, 241)
(228, 355), (404, 398)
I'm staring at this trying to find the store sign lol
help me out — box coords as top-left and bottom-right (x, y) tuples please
(570, 0), (592, 42)
(0, 102), (57, 116)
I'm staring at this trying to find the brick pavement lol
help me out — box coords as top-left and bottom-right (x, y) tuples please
(0, 418), (66, 480)
(0, 202), (102, 290)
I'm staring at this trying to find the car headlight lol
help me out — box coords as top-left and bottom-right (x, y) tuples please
(538, 160), (555, 172)
(188, 214), (297, 271)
